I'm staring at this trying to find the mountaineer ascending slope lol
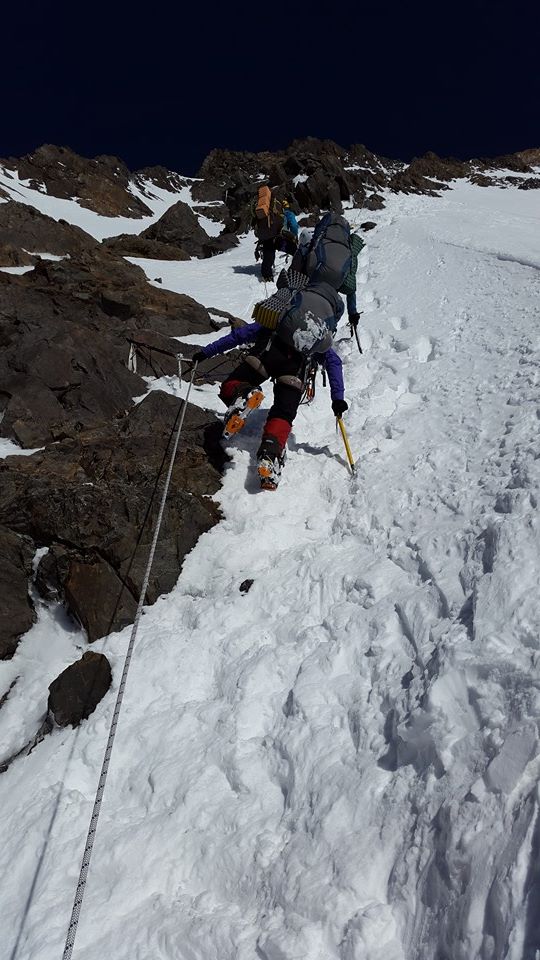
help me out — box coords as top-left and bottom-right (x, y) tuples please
(192, 319), (347, 489)
(192, 212), (356, 489)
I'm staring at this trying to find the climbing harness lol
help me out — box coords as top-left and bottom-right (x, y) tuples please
(61, 363), (198, 960)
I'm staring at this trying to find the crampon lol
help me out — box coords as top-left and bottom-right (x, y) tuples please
(222, 389), (264, 439)
(257, 450), (286, 490)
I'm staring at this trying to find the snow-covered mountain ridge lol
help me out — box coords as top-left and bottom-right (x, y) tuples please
(1, 141), (540, 960)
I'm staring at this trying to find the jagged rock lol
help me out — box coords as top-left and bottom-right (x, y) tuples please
(141, 200), (238, 258)
(48, 651), (112, 727)
(1, 145), (153, 218)
(360, 221), (377, 231)
(294, 168), (343, 213)
(0, 527), (36, 659)
(0, 250), (214, 445)
(288, 137), (347, 160)
(135, 165), (189, 193)
(469, 173), (494, 187)
(102, 235), (191, 261)
(363, 195), (386, 210)
(518, 178), (540, 190)
(191, 180), (229, 203)
(0, 200), (97, 258)
(0, 244), (35, 267)
(1, 392), (226, 636)
(193, 204), (228, 222)
(479, 152), (532, 173)
(36, 543), (138, 642)
(388, 153), (468, 196)
(141, 200), (213, 256)
(64, 551), (139, 642)
(34, 544), (69, 602)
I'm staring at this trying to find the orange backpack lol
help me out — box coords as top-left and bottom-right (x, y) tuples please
(255, 185), (272, 220)
(253, 185), (284, 240)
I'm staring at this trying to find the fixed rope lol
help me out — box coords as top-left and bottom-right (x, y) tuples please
(61, 362), (198, 960)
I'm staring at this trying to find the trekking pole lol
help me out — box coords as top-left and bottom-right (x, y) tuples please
(336, 417), (355, 474)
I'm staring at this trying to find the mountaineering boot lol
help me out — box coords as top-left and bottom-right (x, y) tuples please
(222, 388), (264, 439)
(257, 436), (286, 491)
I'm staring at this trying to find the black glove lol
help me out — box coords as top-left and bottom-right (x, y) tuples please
(349, 313), (361, 329)
(332, 399), (349, 418)
(191, 351), (207, 365)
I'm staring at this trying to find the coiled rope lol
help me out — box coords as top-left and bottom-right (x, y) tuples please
(61, 362), (198, 960)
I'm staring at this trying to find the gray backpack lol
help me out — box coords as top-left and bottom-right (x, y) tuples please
(277, 282), (344, 356)
(292, 213), (353, 292)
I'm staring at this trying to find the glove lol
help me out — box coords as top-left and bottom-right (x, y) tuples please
(349, 313), (361, 329)
(191, 351), (207, 364)
(332, 399), (349, 418)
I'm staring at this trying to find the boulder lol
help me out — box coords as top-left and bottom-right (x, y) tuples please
(48, 651), (112, 727)
(141, 200), (213, 256)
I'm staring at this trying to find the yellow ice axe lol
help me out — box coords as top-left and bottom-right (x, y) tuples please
(337, 417), (356, 474)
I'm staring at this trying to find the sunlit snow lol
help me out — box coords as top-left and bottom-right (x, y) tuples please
(1, 177), (540, 960)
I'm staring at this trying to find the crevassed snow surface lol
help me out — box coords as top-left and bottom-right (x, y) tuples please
(2, 180), (540, 960)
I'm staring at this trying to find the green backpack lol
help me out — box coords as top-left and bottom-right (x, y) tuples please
(339, 233), (365, 295)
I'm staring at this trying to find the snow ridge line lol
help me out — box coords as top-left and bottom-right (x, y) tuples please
(61, 364), (197, 960)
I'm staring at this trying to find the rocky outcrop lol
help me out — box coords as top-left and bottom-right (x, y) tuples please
(0, 249), (213, 446)
(1, 144), (153, 218)
(135, 165), (189, 194)
(0, 392), (226, 645)
(0, 200), (97, 259)
(48, 651), (112, 726)
(140, 200), (238, 258)
(0, 527), (36, 659)
(103, 234), (191, 261)
(0, 245), (35, 267)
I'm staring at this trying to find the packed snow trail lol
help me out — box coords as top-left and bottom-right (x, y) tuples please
(1, 180), (540, 960)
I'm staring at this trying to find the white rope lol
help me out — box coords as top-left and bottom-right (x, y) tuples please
(62, 363), (198, 960)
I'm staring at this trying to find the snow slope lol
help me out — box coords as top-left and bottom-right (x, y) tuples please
(1, 180), (540, 960)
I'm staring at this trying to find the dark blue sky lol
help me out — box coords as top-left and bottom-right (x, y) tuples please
(5, 0), (539, 175)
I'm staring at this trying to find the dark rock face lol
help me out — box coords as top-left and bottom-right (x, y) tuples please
(0, 244), (36, 268)
(0, 201), (97, 259)
(0, 527), (36, 659)
(1, 392), (226, 643)
(48, 651), (112, 727)
(0, 250), (213, 446)
(0, 208), (229, 659)
(1, 145), (153, 218)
